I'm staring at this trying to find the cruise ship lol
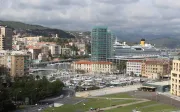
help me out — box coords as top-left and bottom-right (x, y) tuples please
(114, 38), (161, 56)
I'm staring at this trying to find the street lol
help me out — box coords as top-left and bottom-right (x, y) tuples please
(128, 91), (180, 108)
(14, 88), (81, 112)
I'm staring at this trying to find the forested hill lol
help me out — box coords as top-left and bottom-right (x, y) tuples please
(0, 20), (75, 38)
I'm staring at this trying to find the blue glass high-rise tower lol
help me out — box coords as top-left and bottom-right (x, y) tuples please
(91, 26), (114, 61)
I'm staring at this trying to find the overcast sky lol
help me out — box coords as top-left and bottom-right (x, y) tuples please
(0, 0), (180, 34)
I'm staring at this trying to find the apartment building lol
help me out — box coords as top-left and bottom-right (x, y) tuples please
(49, 45), (61, 56)
(0, 26), (13, 50)
(171, 56), (180, 96)
(10, 54), (31, 77)
(141, 59), (170, 79)
(11, 55), (25, 77)
(24, 36), (42, 45)
(61, 48), (71, 56)
(126, 60), (143, 76)
(72, 60), (116, 73)
(0, 56), (6, 65)
(41, 46), (50, 55)
(0, 51), (30, 77)
(27, 46), (42, 59)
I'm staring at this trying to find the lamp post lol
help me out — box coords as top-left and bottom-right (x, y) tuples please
(170, 97), (173, 105)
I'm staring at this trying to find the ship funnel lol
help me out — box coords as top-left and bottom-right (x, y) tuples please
(140, 39), (145, 46)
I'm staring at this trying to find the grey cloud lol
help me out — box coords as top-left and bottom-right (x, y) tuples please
(153, 0), (180, 9)
(96, 0), (139, 4)
(1, 0), (180, 35)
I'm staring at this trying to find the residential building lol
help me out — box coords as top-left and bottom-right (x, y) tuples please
(11, 55), (25, 77)
(27, 46), (42, 59)
(0, 56), (6, 65)
(38, 53), (48, 62)
(141, 59), (170, 79)
(76, 43), (86, 55)
(49, 45), (61, 56)
(72, 60), (116, 73)
(61, 48), (71, 56)
(15, 37), (27, 45)
(0, 51), (31, 77)
(24, 55), (30, 75)
(41, 46), (50, 55)
(171, 55), (180, 96)
(76, 43), (85, 50)
(126, 60), (143, 76)
(36, 42), (56, 47)
(91, 26), (113, 61)
(0, 26), (13, 50)
(24, 36), (42, 45)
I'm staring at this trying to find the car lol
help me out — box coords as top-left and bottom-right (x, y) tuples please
(110, 86), (114, 88)
(60, 95), (64, 98)
(38, 108), (42, 111)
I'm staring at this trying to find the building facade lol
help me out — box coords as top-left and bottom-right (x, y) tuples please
(28, 47), (42, 59)
(171, 56), (180, 96)
(0, 26), (13, 50)
(126, 60), (143, 76)
(0, 51), (31, 77)
(49, 45), (61, 56)
(11, 55), (25, 77)
(92, 61), (116, 73)
(10, 54), (31, 77)
(24, 36), (42, 45)
(61, 48), (71, 56)
(72, 60), (116, 73)
(141, 59), (170, 79)
(91, 26), (113, 61)
(72, 60), (92, 73)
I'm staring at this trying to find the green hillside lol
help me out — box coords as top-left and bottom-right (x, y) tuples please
(0, 20), (75, 38)
(0, 20), (46, 30)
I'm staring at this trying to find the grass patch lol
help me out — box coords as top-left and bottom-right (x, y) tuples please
(44, 92), (178, 112)
(105, 101), (178, 112)
(44, 98), (136, 112)
(101, 93), (133, 98)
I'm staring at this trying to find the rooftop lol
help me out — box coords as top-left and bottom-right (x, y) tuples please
(92, 26), (108, 29)
(145, 61), (169, 65)
(37, 42), (56, 45)
(128, 60), (143, 62)
(74, 60), (112, 65)
(26, 45), (41, 49)
(147, 81), (170, 86)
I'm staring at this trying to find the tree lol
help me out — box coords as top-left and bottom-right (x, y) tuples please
(85, 43), (91, 54)
(0, 66), (15, 112)
(36, 75), (40, 80)
(70, 45), (78, 51)
(10, 76), (64, 105)
(130, 71), (134, 76)
(116, 60), (127, 73)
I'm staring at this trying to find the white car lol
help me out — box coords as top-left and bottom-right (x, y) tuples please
(38, 108), (42, 111)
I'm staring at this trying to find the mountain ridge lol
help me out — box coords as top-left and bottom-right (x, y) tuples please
(0, 20), (75, 38)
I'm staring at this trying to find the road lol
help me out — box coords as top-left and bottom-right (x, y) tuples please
(76, 84), (142, 97)
(14, 88), (80, 112)
(128, 91), (180, 108)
